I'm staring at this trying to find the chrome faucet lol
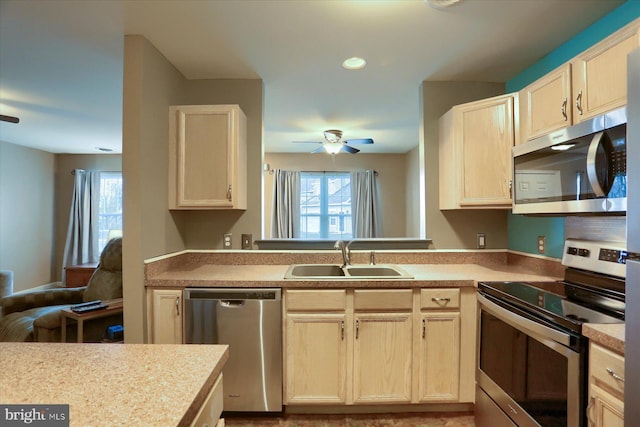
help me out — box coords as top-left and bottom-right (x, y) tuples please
(334, 240), (352, 268)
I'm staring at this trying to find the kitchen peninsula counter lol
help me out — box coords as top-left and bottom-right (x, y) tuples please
(145, 249), (563, 289)
(0, 343), (228, 427)
(583, 323), (625, 355)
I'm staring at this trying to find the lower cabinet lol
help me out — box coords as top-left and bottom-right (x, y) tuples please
(191, 374), (224, 427)
(588, 343), (624, 427)
(283, 287), (475, 406)
(147, 289), (183, 344)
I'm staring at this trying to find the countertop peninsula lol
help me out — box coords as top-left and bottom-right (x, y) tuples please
(583, 323), (625, 355)
(0, 343), (228, 427)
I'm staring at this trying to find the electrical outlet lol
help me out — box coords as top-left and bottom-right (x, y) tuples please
(537, 235), (546, 254)
(223, 233), (232, 249)
(241, 234), (252, 250)
(477, 233), (486, 249)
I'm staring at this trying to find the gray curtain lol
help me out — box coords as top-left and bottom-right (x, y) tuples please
(351, 170), (381, 238)
(62, 170), (100, 283)
(271, 169), (300, 238)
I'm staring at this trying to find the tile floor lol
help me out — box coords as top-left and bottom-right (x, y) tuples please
(224, 412), (475, 427)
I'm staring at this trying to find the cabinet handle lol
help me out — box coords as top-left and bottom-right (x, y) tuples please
(561, 98), (568, 121)
(355, 319), (360, 339)
(422, 318), (426, 338)
(340, 320), (344, 340)
(576, 91), (583, 115)
(431, 297), (451, 305)
(508, 180), (513, 198)
(175, 296), (180, 316)
(586, 396), (596, 427)
(606, 367), (625, 382)
(226, 185), (232, 202)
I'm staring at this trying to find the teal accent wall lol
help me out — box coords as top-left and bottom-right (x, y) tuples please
(506, 0), (640, 258)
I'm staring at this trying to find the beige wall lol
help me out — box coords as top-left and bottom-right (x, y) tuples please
(263, 153), (409, 238)
(0, 141), (55, 292)
(54, 154), (121, 280)
(421, 81), (509, 249)
(404, 146), (421, 238)
(122, 35), (264, 342)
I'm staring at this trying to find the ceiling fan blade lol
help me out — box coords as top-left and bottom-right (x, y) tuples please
(311, 146), (327, 154)
(0, 114), (20, 124)
(344, 138), (374, 144)
(341, 145), (360, 154)
(292, 140), (322, 144)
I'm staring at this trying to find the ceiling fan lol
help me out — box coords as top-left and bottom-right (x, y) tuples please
(293, 129), (374, 154)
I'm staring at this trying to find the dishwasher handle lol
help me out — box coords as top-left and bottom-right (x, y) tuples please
(220, 300), (246, 308)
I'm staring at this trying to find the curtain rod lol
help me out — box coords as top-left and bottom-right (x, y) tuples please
(267, 169), (378, 176)
(71, 169), (121, 175)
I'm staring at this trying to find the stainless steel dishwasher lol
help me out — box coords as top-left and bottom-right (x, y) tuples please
(184, 288), (282, 412)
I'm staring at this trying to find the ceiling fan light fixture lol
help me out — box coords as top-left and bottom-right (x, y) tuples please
(324, 143), (343, 155)
(342, 57), (366, 70)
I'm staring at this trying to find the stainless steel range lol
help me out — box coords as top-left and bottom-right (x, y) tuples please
(476, 239), (628, 427)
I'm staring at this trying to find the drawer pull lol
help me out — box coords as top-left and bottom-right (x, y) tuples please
(340, 320), (344, 340)
(606, 368), (625, 382)
(561, 98), (568, 121)
(431, 297), (451, 305)
(355, 319), (360, 339)
(422, 318), (426, 338)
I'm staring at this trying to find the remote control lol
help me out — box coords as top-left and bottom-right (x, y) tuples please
(71, 303), (108, 314)
(71, 300), (102, 310)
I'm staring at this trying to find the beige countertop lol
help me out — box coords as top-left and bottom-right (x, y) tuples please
(145, 263), (561, 289)
(0, 343), (228, 427)
(583, 323), (625, 355)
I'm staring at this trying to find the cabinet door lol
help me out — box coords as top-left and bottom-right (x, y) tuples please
(459, 95), (514, 207)
(572, 21), (639, 122)
(589, 384), (624, 427)
(519, 64), (571, 142)
(353, 312), (412, 404)
(285, 313), (347, 404)
(151, 289), (183, 344)
(169, 105), (246, 210)
(418, 311), (460, 402)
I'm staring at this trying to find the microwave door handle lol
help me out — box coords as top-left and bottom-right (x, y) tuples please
(586, 131), (608, 197)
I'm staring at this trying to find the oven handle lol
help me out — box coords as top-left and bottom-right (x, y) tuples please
(478, 293), (572, 346)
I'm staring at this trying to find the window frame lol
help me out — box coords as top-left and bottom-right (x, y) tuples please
(299, 172), (352, 240)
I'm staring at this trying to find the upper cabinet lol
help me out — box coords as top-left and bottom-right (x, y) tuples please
(518, 19), (639, 144)
(439, 93), (515, 210)
(169, 104), (247, 210)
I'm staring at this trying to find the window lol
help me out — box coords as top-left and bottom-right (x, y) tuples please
(98, 172), (123, 251)
(299, 172), (352, 239)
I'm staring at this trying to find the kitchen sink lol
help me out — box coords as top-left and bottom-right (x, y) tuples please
(284, 264), (413, 279)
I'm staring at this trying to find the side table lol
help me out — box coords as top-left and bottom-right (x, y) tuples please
(61, 298), (123, 343)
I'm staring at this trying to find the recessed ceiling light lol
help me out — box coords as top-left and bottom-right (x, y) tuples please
(342, 57), (366, 70)
(425, 0), (463, 9)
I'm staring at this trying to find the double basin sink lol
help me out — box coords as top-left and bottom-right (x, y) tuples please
(284, 264), (413, 279)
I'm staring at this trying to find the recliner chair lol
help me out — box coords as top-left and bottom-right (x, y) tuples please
(0, 237), (123, 342)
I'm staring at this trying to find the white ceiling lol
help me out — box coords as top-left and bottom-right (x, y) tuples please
(0, 0), (624, 154)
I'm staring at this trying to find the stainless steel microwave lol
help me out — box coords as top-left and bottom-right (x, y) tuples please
(512, 107), (627, 214)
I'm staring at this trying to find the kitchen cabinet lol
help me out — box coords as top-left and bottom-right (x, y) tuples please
(588, 343), (624, 427)
(417, 289), (460, 402)
(148, 289), (183, 344)
(283, 287), (475, 406)
(353, 290), (413, 404)
(284, 290), (347, 404)
(190, 374), (224, 427)
(518, 19), (639, 143)
(168, 104), (247, 210)
(439, 93), (515, 210)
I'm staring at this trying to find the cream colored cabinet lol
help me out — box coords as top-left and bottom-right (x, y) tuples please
(284, 287), (475, 407)
(284, 290), (347, 404)
(147, 289), (183, 344)
(169, 104), (247, 210)
(190, 374), (224, 427)
(439, 94), (515, 210)
(353, 290), (413, 404)
(587, 343), (624, 427)
(417, 289), (460, 402)
(517, 64), (572, 143)
(518, 19), (639, 143)
(571, 20), (639, 123)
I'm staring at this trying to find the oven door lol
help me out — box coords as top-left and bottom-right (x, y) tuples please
(477, 292), (585, 427)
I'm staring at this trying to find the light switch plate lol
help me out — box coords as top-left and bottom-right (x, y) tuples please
(477, 233), (486, 249)
(241, 234), (252, 250)
(537, 235), (546, 254)
(223, 233), (232, 249)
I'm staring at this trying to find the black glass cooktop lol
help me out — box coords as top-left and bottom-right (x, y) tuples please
(478, 280), (624, 334)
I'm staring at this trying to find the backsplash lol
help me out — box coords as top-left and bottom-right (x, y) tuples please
(565, 216), (626, 243)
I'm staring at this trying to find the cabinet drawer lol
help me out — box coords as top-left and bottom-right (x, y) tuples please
(420, 288), (460, 309)
(354, 289), (412, 311)
(590, 343), (625, 395)
(286, 290), (346, 311)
